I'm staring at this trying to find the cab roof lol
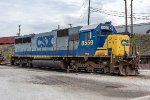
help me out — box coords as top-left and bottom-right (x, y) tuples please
(80, 24), (99, 31)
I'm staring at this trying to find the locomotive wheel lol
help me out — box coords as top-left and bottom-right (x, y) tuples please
(119, 65), (139, 76)
(11, 60), (14, 65)
(86, 66), (94, 73)
(72, 65), (78, 72)
(19, 60), (23, 67)
(103, 66), (110, 74)
(14, 59), (19, 66)
(26, 60), (33, 67)
(19, 60), (24, 67)
(126, 65), (139, 76)
(119, 65), (127, 76)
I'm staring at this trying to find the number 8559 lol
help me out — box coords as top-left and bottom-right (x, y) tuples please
(82, 40), (93, 46)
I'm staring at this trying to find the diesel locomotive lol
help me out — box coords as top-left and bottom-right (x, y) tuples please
(11, 22), (140, 75)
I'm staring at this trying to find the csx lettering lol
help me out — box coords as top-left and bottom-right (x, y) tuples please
(121, 40), (129, 46)
(37, 35), (53, 48)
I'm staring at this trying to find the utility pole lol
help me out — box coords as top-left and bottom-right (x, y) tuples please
(18, 25), (21, 36)
(124, 0), (128, 33)
(58, 25), (60, 30)
(131, 0), (133, 35)
(88, 0), (91, 25)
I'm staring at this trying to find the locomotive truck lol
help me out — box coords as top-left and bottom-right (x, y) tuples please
(11, 22), (140, 76)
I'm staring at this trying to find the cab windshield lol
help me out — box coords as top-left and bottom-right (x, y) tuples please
(101, 30), (112, 35)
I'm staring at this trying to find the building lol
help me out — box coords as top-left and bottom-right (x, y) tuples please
(115, 22), (150, 34)
(0, 37), (15, 63)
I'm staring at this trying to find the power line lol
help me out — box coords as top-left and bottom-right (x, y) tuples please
(80, 1), (150, 25)
(91, 7), (150, 17)
(81, 0), (88, 9)
(133, 12), (150, 15)
(91, 8), (150, 20)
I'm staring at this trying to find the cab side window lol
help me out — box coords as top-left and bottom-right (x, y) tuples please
(84, 31), (92, 40)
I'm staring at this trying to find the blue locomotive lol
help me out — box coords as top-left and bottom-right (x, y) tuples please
(11, 22), (140, 75)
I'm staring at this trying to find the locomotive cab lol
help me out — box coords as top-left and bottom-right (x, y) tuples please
(77, 22), (117, 56)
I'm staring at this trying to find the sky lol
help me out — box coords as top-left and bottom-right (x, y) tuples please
(0, 0), (150, 36)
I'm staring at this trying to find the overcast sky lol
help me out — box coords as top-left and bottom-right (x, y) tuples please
(0, 0), (150, 36)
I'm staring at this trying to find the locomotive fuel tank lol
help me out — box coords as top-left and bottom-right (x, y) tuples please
(32, 60), (65, 69)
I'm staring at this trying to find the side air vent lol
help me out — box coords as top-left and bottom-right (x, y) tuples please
(57, 29), (69, 37)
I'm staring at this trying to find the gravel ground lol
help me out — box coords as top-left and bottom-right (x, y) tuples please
(0, 65), (150, 100)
